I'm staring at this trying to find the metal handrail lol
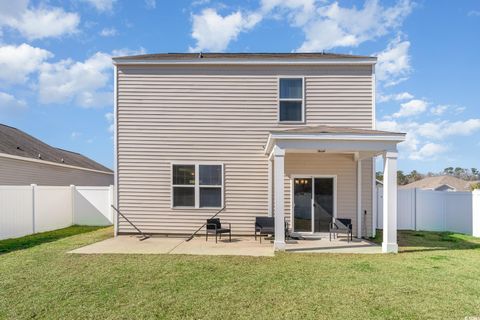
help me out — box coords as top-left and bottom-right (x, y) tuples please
(111, 205), (150, 241)
(186, 206), (225, 242)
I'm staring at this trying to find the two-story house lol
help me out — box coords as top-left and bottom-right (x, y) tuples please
(112, 53), (405, 253)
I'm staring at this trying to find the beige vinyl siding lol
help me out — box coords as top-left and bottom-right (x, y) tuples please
(116, 64), (374, 235)
(0, 156), (113, 186)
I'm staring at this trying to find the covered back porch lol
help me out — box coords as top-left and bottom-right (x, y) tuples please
(264, 126), (405, 253)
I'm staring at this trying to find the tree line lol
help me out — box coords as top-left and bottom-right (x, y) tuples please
(376, 167), (480, 186)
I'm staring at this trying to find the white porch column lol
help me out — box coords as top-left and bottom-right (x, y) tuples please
(382, 152), (398, 253)
(267, 157), (273, 217)
(273, 145), (286, 251)
(356, 159), (362, 238)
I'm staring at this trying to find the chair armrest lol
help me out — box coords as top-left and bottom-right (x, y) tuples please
(226, 223), (231, 230)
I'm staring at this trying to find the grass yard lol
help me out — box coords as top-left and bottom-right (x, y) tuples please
(1, 227), (480, 319)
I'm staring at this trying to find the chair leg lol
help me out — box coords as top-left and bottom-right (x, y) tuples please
(215, 233), (218, 243)
(329, 231), (331, 241)
(220, 233), (222, 240)
(229, 231), (231, 242)
(206, 231), (208, 242)
(255, 230), (257, 241)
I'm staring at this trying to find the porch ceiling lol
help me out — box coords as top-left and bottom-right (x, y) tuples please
(264, 125), (405, 155)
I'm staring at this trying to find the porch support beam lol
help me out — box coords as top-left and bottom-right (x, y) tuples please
(273, 145), (286, 251)
(382, 151), (398, 253)
(267, 157), (273, 217)
(357, 159), (362, 238)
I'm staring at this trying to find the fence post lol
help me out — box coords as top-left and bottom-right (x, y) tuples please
(31, 184), (37, 234)
(70, 185), (75, 226)
(473, 190), (480, 237)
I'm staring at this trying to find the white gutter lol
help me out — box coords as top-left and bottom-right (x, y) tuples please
(0, 153), (114, 175)
(113, 58), (377, 66)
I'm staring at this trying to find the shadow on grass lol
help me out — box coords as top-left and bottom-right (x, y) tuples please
(0, 225), (106, 255)
(370, 230), (480, 253)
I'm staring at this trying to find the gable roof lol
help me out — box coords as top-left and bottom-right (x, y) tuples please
(399, 175), (477, 192)
(0, 124), (112, 173)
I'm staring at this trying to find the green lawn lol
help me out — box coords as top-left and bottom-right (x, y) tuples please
(1, 227), (480, 319)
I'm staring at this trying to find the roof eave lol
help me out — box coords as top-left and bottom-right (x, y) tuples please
(264, 132), (406, 155)
(112, 57), (377, 66)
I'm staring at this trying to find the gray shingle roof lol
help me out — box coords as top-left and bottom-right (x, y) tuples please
(399, 175), (478, 192)
(113, 52), (375, 61)
(0, 124), (112, 173)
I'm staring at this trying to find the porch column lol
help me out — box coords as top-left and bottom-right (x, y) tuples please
(273, 145), (286, 251)
(267, 157), (273, 217)
(382, 152), (398, 253)
(356, 159), (362, 238)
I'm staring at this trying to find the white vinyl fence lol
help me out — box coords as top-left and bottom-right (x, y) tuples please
(377, 188), (480, 236)
(0, 185), (114, 240)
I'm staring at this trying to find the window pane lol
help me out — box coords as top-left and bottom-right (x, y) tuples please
(199, 165), (222, 185)
(173, 165), (195, 185)
(279, 101), (302, 121)
(173, 187), (195, 207)
(200, 187), (221, 207)
(280, 79), (302, 99)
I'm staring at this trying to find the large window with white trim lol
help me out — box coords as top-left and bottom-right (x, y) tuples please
(278, 78), (304, 122)
(172, 164), (223, 208)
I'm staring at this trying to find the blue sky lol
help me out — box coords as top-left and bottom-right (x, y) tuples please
(0, 0), (479, 173)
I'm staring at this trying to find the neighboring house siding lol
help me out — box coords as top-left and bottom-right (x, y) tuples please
(116, 64), (374, 235)
(0, 157), (113, 186)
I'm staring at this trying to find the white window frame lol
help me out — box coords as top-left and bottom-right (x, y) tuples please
(277, 77), (305, 123)
(171, 162), (224, 209)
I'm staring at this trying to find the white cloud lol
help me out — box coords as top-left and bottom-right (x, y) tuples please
(0, 91), (27, 110)
(38, 52), (113, 108)
(100, 27), (117, 37)
(378, 91), (413, 103)
(0, 2), (80, 40)
(190, 8), (261, 52)
(430, 104), (448, 115)
(260, 0), (316, 26)
(468, 10), (480, 17)
(82, 0), (116, 12)
(378, 118), (480, 160)
(410, 143), (448, 161)
(393, 99), (428, 118)
(145, 0), (156, 9)
(71, 131), (82, 139)
(105, 112), (114, 133)
(296, 0), (413, 51)
(189, 0), (413, 52)
(376, 35), (411, 86)
(0, 43), (53, 84)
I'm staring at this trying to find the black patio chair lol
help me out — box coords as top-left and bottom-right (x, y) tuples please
(329, 218), (353, 242)
(255, 217), (274, 243)
(255, 217), (290, 243)
(206, 218), (231, 243)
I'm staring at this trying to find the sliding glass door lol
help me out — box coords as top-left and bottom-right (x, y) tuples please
(293, 177), (335, 233)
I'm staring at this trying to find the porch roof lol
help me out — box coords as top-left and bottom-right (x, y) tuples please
(264, 125), (406, 155)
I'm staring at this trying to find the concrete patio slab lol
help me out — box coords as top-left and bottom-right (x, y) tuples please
(69, 235), (275, 257)
(69, 235), (381, 256)
(286, 237), (382, 254)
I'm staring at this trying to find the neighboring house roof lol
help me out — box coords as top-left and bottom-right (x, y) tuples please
(0, 124), (113, 173)
(270, 125), (405, 136)
(113, 52), (376, 63)
(399, 175), (477, 192)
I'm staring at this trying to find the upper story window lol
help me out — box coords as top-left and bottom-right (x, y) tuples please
(172, 163), (223, 208)
(278, 78), (304, 122)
